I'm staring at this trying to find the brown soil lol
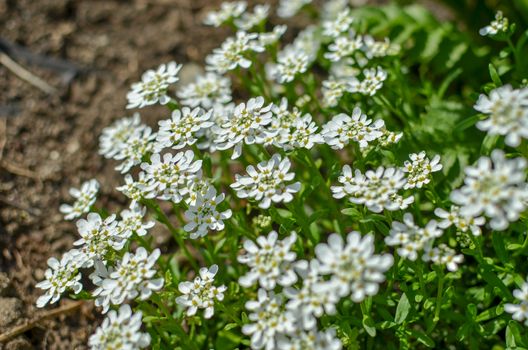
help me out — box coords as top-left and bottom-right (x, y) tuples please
(0, 0), (228, 348)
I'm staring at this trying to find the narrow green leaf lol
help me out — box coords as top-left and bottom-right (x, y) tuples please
(395, 293), (411, 324)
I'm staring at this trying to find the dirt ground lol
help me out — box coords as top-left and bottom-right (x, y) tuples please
(0, 0), (231, 348)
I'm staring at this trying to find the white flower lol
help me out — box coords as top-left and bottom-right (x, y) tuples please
(213, 96), (272, 159)
(114, 126), (156, 174)
(99, 113), (143, 159)
(505, 277), (528, 326)
(141, 151), (202, 203)
(271, 48), (310, 84)
(88, 304), (150, 350)
(325, 34), (363, 62)
(277, 328), (342, 350)
(206, 31), (264, 74)
(59, 179), (99, 220)
(176, 264), (227, 319)
(403, 151), (443, 189)
(36, 250), (82, 307)
(155, 107), (214, 151)
(347, 66), (387, 96)
(434, 206), (485, 236)
(377, 128), (403, 147)
(479, 11), (509, 36)
(231, 154), (301, 209)
(177, 73), (232, 109)
(235, 4), (269, 30)
(422, 244), (463, 272)
(258, 25), (287, 46)
(275, 113), (323, 150)
(184, 186), (232, 239)
(73, 213), (126, 267)
(277, 0), (312, 18)
(197, 103), (235, 152)
(322, 8), (354, 38)
(290, 26), (321, 62)
(385, 213), (443, 261)
(92, 248), (164, 313)
(474, 85), (528, 147)
(315, 232), (393, 302)
(238, 231), (298, 290)
(116, 172), (155, 206)
(204, 1), (247, 27)
(331, 165), (413, 213)
(450, 149), (528, 231)
(284, 260), (339, 330)
(126, 61), (182, 109)
(117, 204), (155, 238)
(321, 78), (347, 107)
(242, 289), (296, 350)
(321, 108), (384, 149)
(362, 36), (400, 58)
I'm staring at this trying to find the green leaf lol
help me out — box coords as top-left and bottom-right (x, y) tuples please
(491, 231), (508, 263)
(362, 316), (377, 337)
(409, 329), (435, 348)
(395, 293), (411, 324)
(475, 305), (504, 323)
(488, 63), (503, 87)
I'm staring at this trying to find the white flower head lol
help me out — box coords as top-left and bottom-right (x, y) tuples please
(116, 172), (155, 206)
(88, 304), (150, 350)
(204, 1), (247, 27)
(277, 328), (342, 350)
(450, 150), (528, 231)
(347, 66), (387, 96)
(72, 213), (126, 268)
(315, 232), (393, 302)
(36, 250), (82, 307)
(176, 264), (227, 319)
(238, 231), (298, 290)
(474, 85), (528, 147)
(126, 61), (182, 109)
(325, 34), (363, 62)
(155, 107), (214, 151)
(434, 206), (485, 236)
(177, 73), (232, 109)
(385, 213), (443, 261)
(505, 277), (528, 326)
(322, 78), (347, 107)
(332, 165), (414, 213)
(99, 113), (143, 159)
(479, 11), (509, 36)
(141, 151), (202, 203)
(322, 8), (354, 38)
(235, 4), (269, 31)
(60, 179), (99, 220)
(242, 289), (296, 350)
(258, 25), (288, 47)
(322, 108), (384, 149)
(114, 126), (156, 174)
(206, 31), (264, 74)
(231, 154), (301, 209)
(184, 186), (232, 239)
(422, 244), (463, 272)
(92, 248), (164, 313)
(118, 203), (155, 238)
(403, 151), (443, 189)
(362, 36), (400, 58)
(272, 48), (310, 84)
(213, 96), (272, 159)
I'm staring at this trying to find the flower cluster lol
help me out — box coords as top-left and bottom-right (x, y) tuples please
(505, 277), (528, 326)
(59, 179), (99, 220)
(479, 11), (509, 37)
(176, 264), (227, 319)
(402, 151), (442, 189)
(231, 154), (301, 209)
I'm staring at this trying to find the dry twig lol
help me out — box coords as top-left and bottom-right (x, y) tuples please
(0, 52), (57, 94)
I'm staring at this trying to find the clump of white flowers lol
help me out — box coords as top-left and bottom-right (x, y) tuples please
(403, 151), (443, 189)
(59, 179), (99, 220)
(206, 31), (264, 74)
(450, 150), (528, 231)
(238, 231), (297, 289)
(423, 244), (464, 272)
(126, 61), (182, 109)
(88, 304), (150, 350)
(176, 264), (227, 319)
(231, 154), (301, 209)
(474, 85), (528, 147)
(332, 165), (414, 213)
(204, 1), (247, 27)
(155, 107), (213, 151)
(184, 186), (232, 239)
(177, 73), (232, 108)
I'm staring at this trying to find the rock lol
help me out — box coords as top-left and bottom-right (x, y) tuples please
(0, 298), (23, 328)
